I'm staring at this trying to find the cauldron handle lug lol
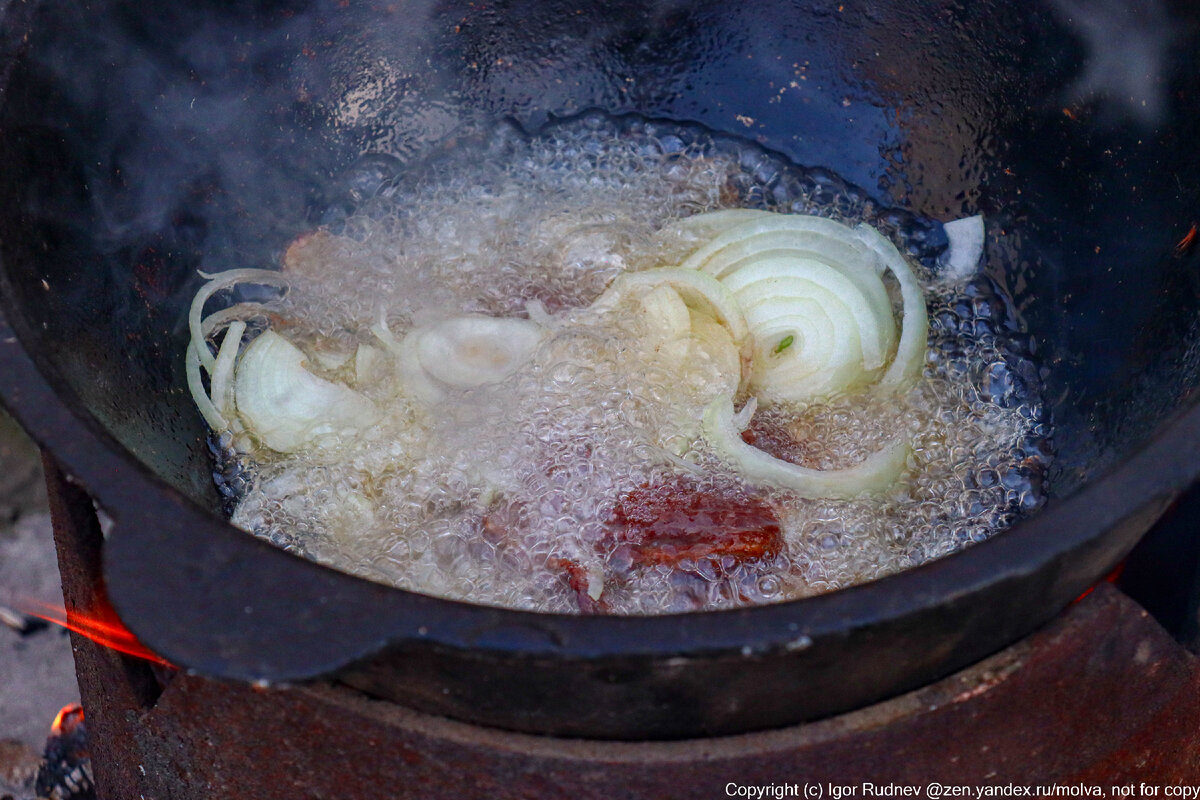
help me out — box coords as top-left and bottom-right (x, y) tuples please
(0, 315), (424, 681)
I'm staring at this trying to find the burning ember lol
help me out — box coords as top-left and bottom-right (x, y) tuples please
(48, 705), (83, 740)
(35, 703), (94, 800)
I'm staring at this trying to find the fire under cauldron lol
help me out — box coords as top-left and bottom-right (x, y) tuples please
(3, 0), (1200, 764)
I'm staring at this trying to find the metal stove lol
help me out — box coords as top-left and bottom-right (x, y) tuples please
(43, 457), (1200, 798)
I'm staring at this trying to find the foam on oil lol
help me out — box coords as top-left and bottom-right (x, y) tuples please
(213, 113), (1051, 614)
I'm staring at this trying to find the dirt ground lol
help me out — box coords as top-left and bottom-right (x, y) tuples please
(0, 408), (80, 798)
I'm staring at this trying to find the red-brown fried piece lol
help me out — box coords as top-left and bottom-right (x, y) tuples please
(482, 503), (611, 613)
(282, 230), (346, 279)
(482, 481), (783, 613)
(607, 480), (783, 568)
(548, 557), (610, 614)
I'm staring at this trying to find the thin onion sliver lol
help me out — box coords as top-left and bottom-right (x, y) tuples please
(702, 396), (909, 499)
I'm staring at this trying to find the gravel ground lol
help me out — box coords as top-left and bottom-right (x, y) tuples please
(0, 408), (79, 798)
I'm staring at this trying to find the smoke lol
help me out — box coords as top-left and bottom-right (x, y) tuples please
(1048, 0), (1179, 126)
(10, 3), (329, 269)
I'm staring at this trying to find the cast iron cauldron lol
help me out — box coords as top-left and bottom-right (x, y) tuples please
(1, 0), (1200, 740)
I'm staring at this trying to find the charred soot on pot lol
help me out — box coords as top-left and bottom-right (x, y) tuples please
(1, 0), (1200, 739)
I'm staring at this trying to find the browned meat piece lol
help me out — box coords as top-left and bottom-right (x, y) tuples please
(607, 480), (782, 568)
(548, 557), (610, 615)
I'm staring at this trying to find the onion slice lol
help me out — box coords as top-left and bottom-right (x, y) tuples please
(664, 210), (928, 498)
(665, 208), (777, 242)
(394, 314), (546, 404)
(397, 332), (448, 405)
(687, 309), (742, 397)
(590, 267), (750, 345)
(186, 341), (228, 432)
(188, 269), (289, 370)
(671, 210), (927, 403)
(235, 330), (381, 453)
(851, 223), (928, 390)
(638, 285), (693, 342)
(588, 267), (754, 398)
(680, 213), (873, 274)
(721, 256), (890, 373)
(414, 315), (545, 388)
(209, 320), (247, 421)
(702, 396), (909, 499)
(939, 215), (985, 282)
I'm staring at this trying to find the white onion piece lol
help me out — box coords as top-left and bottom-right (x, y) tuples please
(209, 320), (247, 421)
(721, 256), (890, 371)
(680, 213), (873, 274)
(678, 225), (895, 360)
(591, 267), (749, 345)
(939, 215), (985, 282)
(185, 341), (228, 432)
(672, 211), (928, 402)
(199, 303), (270, 338)
(354, 343), (387, 386)
(702, 396), (909, 499)
(737, 295), (870, 400)
(639, 284), (693, 343)
(234, 330), (381, 453)
(666, 208), (776, 241)
(687, 228), (878, 280)
(397, 333), (447, 405)
(586, 568), (605, 602)
(851, 223), (928, 390)
(687, 310), (742, 396)
(369, 314), (402, 353)
(310, 347), (353, 371)
(189, 269), (289, 370)
(374, 314), (446, 404)
(590, 268), (754, 398)
(524, 298), (556, 327)
(731, 396), (758, 431)
(414, 315), (545, 389)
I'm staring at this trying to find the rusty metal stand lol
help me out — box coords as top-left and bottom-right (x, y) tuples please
(45, 455), (1200, 799)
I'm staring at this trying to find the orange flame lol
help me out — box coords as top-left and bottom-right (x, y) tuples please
(51, 703), (84, 737)
(1175, 223), (1198, 258)
(23, 598), (173, 667)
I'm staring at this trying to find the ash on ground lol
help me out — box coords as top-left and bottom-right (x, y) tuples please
(0, 409), (80, 800)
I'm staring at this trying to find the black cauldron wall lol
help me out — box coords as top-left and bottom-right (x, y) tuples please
(1, 0), (1200, 739)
